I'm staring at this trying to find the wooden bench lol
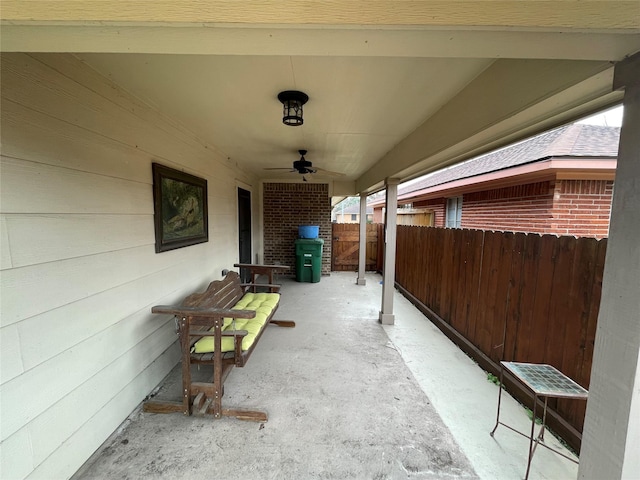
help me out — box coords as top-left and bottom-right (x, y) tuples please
(143, 265), (293, 422)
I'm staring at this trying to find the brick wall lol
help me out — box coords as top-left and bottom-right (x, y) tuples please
(458, 180), (612, 238)
(263, 182), (332, 275)
(461, 181), (556, 233)
(550, 180), (613, 238)
(372, 179), (612, 239)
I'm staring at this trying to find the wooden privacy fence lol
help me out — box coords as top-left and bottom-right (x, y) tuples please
(395, 226), (606, 449)
(331, 223), (384, 272)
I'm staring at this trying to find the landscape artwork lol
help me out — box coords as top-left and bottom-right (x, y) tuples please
(152, 163), (208, 252)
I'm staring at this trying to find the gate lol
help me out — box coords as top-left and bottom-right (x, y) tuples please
(331, 223), (382, 271)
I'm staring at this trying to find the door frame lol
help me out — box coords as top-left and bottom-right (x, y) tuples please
(237, 184), (253, 281)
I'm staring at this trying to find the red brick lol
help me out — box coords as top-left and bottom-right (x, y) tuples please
(263, 182), (332, 275)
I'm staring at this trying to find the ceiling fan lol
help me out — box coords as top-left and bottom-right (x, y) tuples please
(265, 150), (344, 181)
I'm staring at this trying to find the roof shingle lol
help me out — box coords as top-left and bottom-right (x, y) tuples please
(400, 124), (619, 196)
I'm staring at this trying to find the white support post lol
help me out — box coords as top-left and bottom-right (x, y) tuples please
(578, 53), (640, 480)
(357, 192), (368, 286)
(380, 178), (400, 325)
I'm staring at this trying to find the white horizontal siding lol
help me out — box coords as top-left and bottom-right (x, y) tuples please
(1, 304), (171, 441)
(0, 52), (256, 479)
(28, 344), (180, 480)
(1, 98), (154, 183)
(1, 427), (34, 480)
(2, 55), (188, 166)
(27, 327), (179, 466)
(0, 324), (24, 383)
(0, 216), (13, 270)
(4, 214), (154, 268)
(0, 157), (152, 215)
(17, 256), (202, 372)
(2, 245), (184, 326)
(3, 53), (241, 181)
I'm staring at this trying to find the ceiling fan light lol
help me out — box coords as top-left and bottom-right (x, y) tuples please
(278, 90), (308, 126)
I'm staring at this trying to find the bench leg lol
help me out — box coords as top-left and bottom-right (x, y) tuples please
(221, 408), (268, 422)
(144, 401), (268, 422)
(143, 400), (184, 414)
(270, 319), (295, 327)
(212, 318), (224, 418)
(145, 316), (272, 422)
(180, 317), (192, 415)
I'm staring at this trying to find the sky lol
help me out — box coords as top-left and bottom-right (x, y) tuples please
(577, 105), (623, 127)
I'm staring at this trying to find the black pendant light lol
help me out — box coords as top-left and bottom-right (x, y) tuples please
(278, 90), (309, 126)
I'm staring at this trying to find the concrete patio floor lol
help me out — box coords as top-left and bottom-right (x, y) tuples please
(74, 272), (579, 480)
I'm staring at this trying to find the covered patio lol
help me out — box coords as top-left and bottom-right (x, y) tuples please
(1, 3), (639, 479)
(73, 272), (577, 480)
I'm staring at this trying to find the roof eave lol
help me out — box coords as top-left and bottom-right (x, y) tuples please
(386, 157), (617, 205)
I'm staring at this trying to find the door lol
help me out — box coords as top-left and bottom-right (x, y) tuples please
(237, 187), (252, 282)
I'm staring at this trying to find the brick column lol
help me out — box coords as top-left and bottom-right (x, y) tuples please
(263, 183), (331, 275)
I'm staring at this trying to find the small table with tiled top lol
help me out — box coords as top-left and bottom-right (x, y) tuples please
(490, 361), (588, 480)
(234, 263), (290, 292)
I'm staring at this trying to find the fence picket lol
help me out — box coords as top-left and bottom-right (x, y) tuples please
(491, 231), (516, 362)
(558, 236), (597, 429)
(503, 232), (526, 362)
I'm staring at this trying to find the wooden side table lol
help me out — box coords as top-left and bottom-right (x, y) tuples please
(490, 361), (588, 480)
(234, 263), (290, 292)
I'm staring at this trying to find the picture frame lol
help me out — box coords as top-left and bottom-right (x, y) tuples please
(152, 163), (208, 253)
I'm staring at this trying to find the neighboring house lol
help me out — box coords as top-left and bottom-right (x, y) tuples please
(372, 124), (618, 239)
(332, 203), (374, 223)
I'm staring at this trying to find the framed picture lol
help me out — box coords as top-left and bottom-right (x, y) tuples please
(152, 163), (208, 253)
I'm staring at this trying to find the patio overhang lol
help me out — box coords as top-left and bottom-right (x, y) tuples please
(2, 1), (639, 194)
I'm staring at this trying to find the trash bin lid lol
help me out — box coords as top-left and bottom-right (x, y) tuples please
(294, 238), (324, 245)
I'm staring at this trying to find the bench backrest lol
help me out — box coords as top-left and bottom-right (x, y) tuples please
(182, 271), (244, 310)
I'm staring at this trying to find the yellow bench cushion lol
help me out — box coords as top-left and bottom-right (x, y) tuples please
(192, 292), (279, 353)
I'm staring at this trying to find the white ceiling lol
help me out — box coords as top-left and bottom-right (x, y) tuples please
(76, 53), (492, 182)
(3, 1), (640, 194)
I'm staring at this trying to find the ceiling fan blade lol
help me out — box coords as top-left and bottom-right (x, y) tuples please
(267, 149), (343, 178)
(312, 167), (345, 177)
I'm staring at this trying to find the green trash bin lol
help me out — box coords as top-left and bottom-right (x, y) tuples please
(295, 238), (324, 283)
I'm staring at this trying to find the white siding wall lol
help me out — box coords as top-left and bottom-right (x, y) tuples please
(0, 53), (256, 479)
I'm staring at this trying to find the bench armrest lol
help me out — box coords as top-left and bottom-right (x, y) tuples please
(152, 305), (256, 319)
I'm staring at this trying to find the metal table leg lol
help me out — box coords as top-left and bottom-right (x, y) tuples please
(490, 364), (504, 438)
(524, 393), (538, 480)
